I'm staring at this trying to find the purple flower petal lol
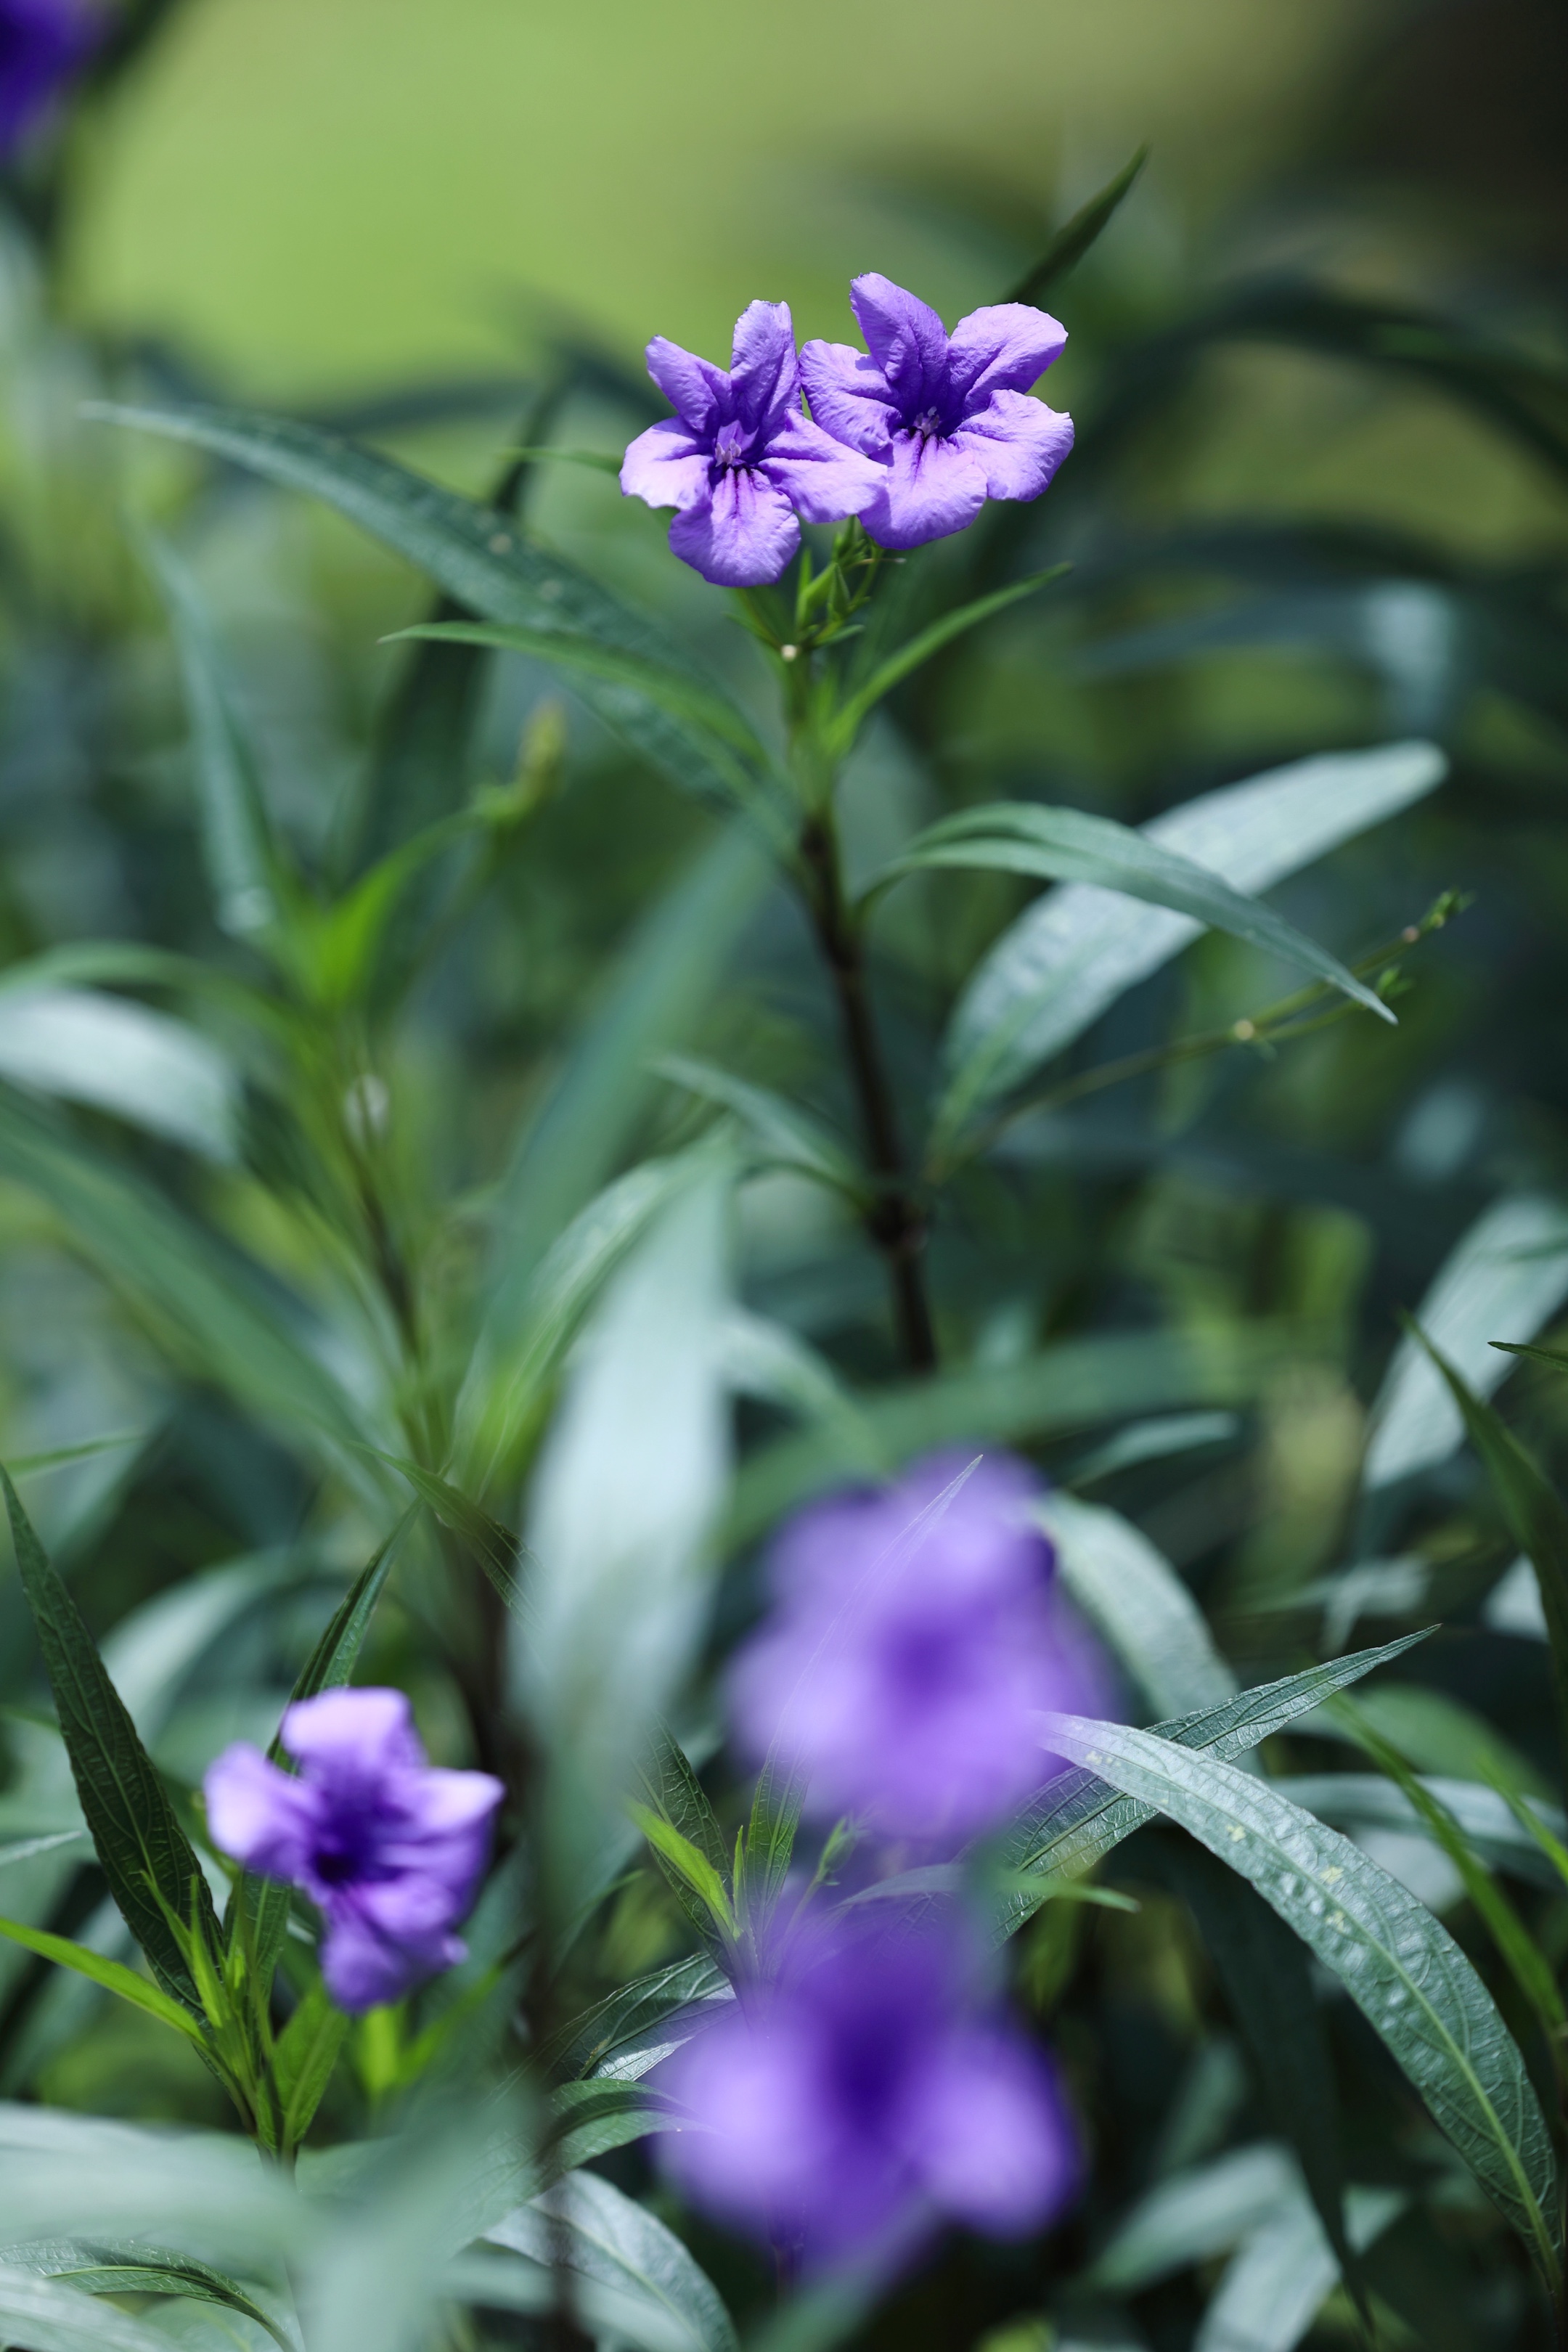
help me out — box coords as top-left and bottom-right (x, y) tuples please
(669, 471), (801, 588)
(907, 2028), (1079, 2235)
(282, 1687), (424, 1784)
(946, 302), (1069, 409)
(849, 274), (951, 416)
(951, 391), (1075, 503)
(620, 420), (711, 512)
(759, 414), (885, 526)
(203, 1744), (319, 1881)
(203, 1687), (503, 2014)
(799, 340), (899, 457)
(728, 299), (801, 433)
(645, 337), (727, 436)
(0, 0), (94, 156)
(863, 428), (987, 552)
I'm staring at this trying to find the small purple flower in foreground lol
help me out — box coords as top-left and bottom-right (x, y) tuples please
(730, 1453), (1106, 1841)
(204, 1688), (504, 2014)
(620, 299), (884, 587)
(0, 0), (96, 158)
(662, 1916), (1077, 2269)
(801, 275), (1074, 550)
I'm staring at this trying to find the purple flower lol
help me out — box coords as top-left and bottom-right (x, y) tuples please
(0, 0), (95, 158)
(620, 299), (884, 587)
(204, 1688), (504, 2014)
(800, 275), (1074, 551)
(661, 1915), (1077, 2268)
(730, 1453), (1105, 1842)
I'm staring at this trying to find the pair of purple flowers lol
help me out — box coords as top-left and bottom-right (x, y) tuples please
(663, 1453), (1099, 2270)
(0, 0), (94, 157)
(200, 1453), (1092, 2276)
(621, 277), (1074, 586)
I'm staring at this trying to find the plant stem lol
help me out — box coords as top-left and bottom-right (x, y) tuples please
(799, 812), (936, 1373)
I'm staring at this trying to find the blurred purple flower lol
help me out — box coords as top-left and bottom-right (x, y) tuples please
(730, 1453), (1106, 1841)
(0, 0), (95, 158)
(620, 299), (883, 587)
(800, 275), (1074, 550)
(205, 1688), (504, 2014)
(661, 1914), (1077, 2268)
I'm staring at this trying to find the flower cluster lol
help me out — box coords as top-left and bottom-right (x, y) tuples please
(663, 1452), (1098, 2269)
(205, 1688), (504, 2013)
(0, 0), (95, 158)
(622, 278), (1072, 586)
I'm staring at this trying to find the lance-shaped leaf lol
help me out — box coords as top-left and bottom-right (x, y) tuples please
(1008, 146), (1149, 305)
(824, 569), (1066, 757)
(1037, 1492), (1236, 1720)
(0, 2266), (175, 2352)
(4, 2242), (290, 2349)
(486, 2169), (739, 2352)
(1037, 1712), (1561, 2287)
(0, 1919), (206, 2042)
(1193, 2184), (1405, 2352)
(867, 802), (1392, 1021)
(92, 404), (780, 824)
(1405, 1322), (1568, 1763)
(634, 1726), (734, 1953)
(272, 1979), (351, 2155)
(1, 1471), (220, 2017)
(543, 1953), (730, 2083)
(0, 988), (238, 1161)
(992, 1630), (1432, 1937)
(940, 742), (1443, 1137)
(1363, 1196), (1568, 1491)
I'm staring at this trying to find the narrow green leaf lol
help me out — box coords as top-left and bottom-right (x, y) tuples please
(1334, 1697), (1567, 2038)
(1405, 1320), (1568, 1761)
(273, 1978), (350, 2152)
(1037, 1492), (1236, 1719)
(992, 1630), (1434, 1937)
(91, 403), (780, 822)
(656, 1054), (865, 1196)
(393, 621), (772, 772)
(0, 987), (238, 1161)
(825, 570), (1066, 756)
(1, 1471), (219, 2015)
(1494, 1339), (1568, 1375)
(503, 446), (624, 475)
(4, 2244), (291, 2351)
(1038, 1713), (1562, 2287)
(542, 1953), (730, 2082)
(487, 2169), (739, 2352)
(140, 532), (283, 941)
(0, 1916), (205, 2041)
(744, 1741), (807, 1918)
(634, 1728), (736, 1948)
(0, 2266), (175, 2352)
(870, 802), (1392, 1023)
(1008, 147), (1150, 305)
(1193, 2184), (1405, 2352)
(364, 1448), (531, 1624)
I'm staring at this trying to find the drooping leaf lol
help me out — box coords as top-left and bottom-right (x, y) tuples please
(94, 404), (780, 823)
(0, 989), (239, 1161)
(1037, 1492), (1236, 1719)
(0, 2266), (176, 2352)
(364, 1450), (531, 1625)
(4, 2242), (290, 2349)
(656, 1054), (865, 1196)
(141, 531), (284, 942)
(992, 1630), (1432, 1937)
(872, 801), (1392, 1021)
(1363, 1196), (1568, 1490)
(1008, 147), (1150, 305)
(1038, 1713), (1561, 2285)
(1273, 1773), (1568, 1890)
(939, 743), (1444, 1138)
(1087, 2143), (1304, 2293)
(0, 1919), (205, 2042)
(486, 2169), (739, 2352)
(1, 1471), (220, 2016)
